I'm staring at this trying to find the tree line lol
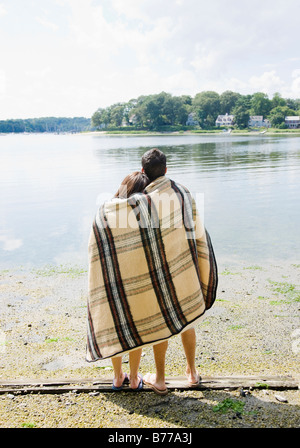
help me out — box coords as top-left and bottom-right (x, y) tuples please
(0, 117), (91, 133)
(91, 91), (300, 131)
(1, 91), (299, 134)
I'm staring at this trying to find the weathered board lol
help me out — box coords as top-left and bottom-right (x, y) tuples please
(0, 375), (298, 395)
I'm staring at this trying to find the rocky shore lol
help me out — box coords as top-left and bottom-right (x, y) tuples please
(0, 260), (299, 428)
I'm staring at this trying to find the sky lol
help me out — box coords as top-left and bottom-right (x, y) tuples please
(0, 0), (300, 120)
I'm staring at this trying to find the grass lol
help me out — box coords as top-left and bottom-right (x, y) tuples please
(243, 265), (263, 270)
(213, 398), (245, 414)
(269, 280), (296, 294)
(227, 325), (244, 331)
(268, 280), (300, 302)
(33, 264), (87, 278)
(220, 269), (241, 276)
(255, 382), (269, 389)
(269, 300), (291, 306)
(45, 337), (75, 343)
(105, 130), (151, 134)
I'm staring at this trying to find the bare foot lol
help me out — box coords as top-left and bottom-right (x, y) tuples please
(129, 374), (142, 390)
(186, 369), (201, 386)
(113, 372), (127, 388)
(143, 373), (168, 395)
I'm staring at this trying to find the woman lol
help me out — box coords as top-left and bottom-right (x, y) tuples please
(111, 171), (150, 391)
(114, 171), (150, 199)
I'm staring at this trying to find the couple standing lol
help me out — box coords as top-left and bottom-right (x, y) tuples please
(87, 148), (218, 395)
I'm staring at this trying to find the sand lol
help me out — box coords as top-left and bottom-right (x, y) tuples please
(0, 259), (299, 428)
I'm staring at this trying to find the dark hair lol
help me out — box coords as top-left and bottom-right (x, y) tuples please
(141, 148), (166, 181)
(114, 171), (150, 199)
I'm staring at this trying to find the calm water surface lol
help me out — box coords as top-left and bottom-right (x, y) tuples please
(1, 133), (300, 268)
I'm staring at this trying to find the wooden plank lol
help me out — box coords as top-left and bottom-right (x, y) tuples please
(0, 375), (298, 395)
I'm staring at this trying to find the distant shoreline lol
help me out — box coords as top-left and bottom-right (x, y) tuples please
(79, 129), (300, 137)
(1, 129), (300, 137)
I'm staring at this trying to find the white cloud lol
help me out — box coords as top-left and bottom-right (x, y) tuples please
(283, 76), (300, 99)
(25, 67), (51, 78)
(0, 69), (5, 96)
(292, 69), (300, 79)
(0, 3), (7, 17)
(1, 0), (300, 119)
(35, 16), (59, 32)
(249, 71), (285, 96)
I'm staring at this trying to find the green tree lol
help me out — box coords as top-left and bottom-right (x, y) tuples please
(231, 95), (252, 129)
(109, 103), (125, 127)
(233, 106), (250, 128)
(285, 98), (300, 111)
(163, 95), (190, 125)
(192, 91), (220, 128)
(271, 92), (286, 109)
(219, 91), (241, 114)
(91, 108), (111, 128)
(250, 92), (272, 117)
(268, 106), (295, 128)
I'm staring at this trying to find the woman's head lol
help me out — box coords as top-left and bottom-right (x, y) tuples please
(114, 171), (150, 199)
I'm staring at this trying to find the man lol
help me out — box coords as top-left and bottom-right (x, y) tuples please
(140, 148), (217, 394)
(87, 148), (217, 394)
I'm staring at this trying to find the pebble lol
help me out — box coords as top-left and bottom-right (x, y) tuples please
(274, 394), (288, 403)
(0, 264), (299, 428)
(240, 388), (246, 397)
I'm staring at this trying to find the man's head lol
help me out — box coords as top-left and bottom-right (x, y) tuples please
(141, 148), (167, 181)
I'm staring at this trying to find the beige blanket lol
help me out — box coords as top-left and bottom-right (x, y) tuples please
(86, 176), (218, 361)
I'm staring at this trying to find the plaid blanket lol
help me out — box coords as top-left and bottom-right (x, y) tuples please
(86, 176), (218, 361)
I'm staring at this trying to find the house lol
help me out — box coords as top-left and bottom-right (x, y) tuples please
(186, 112), (199, 126)
(215, 113), (234, 127)
(129, 114), (137, 125)
(285, 116), (300, 129)
(248, 116), (271, 128)
(264, 119), (271, 128)
(249, 116), (264, 127)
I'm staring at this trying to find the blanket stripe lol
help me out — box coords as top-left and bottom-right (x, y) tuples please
(203, 230), (218, 309)
(170, 180), (200, 279)
(128, 194), (187, 333)
(87, 304), (102, 359)
(93, 208), (142, 350)
(86, 176), (218, 361)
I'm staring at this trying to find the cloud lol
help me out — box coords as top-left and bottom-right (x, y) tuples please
(25, 67), (51, 78)
(35, 16), (59, 32)
(0, 69), (5, 96)
(0, 4), (7, 17)
(284, 75), (300, 99)
(249, 71), (285, 96)
(1, 0), (300, 119)
(292, 69), (300, 79)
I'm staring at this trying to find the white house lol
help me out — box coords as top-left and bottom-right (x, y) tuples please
(186, 112), (199, 126)
(215, 113), (234, 127)
(129, 114), (137, 125)
(249, 116), (264, 127)
(248, 116), (271, 128)
(285, 116), (300, 129)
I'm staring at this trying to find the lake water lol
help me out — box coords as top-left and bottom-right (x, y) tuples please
(1, 132), (300, 269)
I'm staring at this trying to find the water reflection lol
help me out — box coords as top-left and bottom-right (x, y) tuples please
(0, 133), (300, 268)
